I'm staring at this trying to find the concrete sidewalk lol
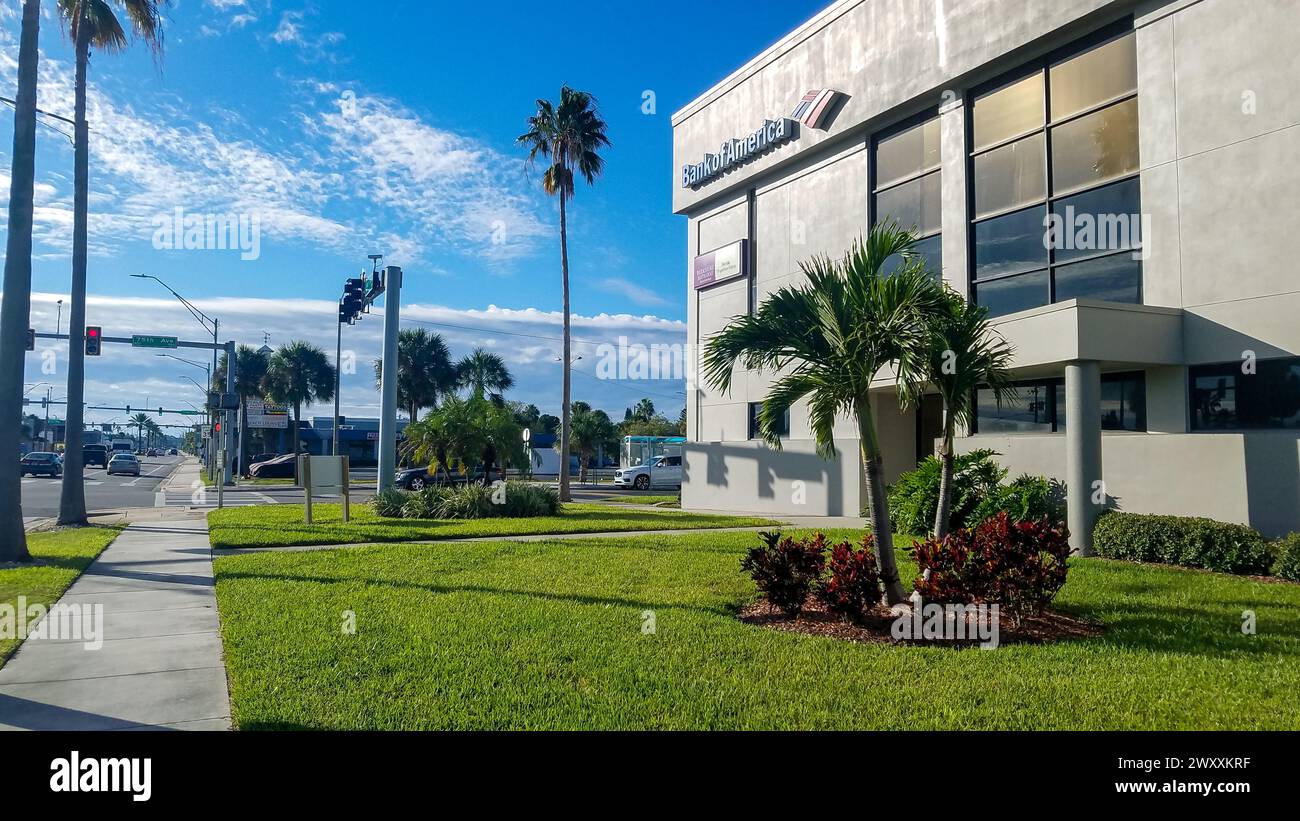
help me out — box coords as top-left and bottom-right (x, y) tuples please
(0, 518), (231, 731)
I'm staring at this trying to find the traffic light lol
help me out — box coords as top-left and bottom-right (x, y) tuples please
(26, 328), (35, 351)
(158, 407), (164, 416)
(85, 325), (102, 356)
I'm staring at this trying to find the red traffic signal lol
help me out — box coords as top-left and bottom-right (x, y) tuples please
(85, 325), (102, 356)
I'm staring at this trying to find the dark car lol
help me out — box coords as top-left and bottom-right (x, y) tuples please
(395, 465), (490, 490)
(247, 453), (297, 479)
(82, 443), (110, 469)
(20, 451), (62, 477)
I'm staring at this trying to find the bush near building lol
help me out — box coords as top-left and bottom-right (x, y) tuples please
(1092, 511), (1275, 576)
(888, 451), (1063, 536)
(1273, 533), (1300, 582)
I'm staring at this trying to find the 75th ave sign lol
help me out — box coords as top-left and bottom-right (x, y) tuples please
(131, 334), (178, 349)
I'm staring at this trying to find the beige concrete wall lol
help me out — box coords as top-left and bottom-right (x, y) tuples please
(957, 431), (1300, 537)
(682, 438), (863, 517)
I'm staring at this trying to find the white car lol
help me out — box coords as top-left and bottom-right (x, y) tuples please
(107, 452), (141, 477)
(613, 455), (682, 490)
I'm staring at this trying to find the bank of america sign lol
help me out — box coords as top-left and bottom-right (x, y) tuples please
(680, 89), (842, 189)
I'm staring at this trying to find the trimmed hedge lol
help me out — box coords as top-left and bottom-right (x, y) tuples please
(1092, 511), (1274, 576)
(1274, 533), (1300, 582)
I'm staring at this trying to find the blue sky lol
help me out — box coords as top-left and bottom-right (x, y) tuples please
(5, 0), (828, 423)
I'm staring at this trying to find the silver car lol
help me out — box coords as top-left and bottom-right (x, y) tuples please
(107, 452), (141, 477)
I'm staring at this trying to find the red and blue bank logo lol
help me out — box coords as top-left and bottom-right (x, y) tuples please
(791, 89), (843, 130)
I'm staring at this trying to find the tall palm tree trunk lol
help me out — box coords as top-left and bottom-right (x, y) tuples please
(856, 398), (907, 604)
(58, 22), (91, 526)
(0, 0), (41, 563)
(933, 415), (956, 539)
(557, 192), (573, 502)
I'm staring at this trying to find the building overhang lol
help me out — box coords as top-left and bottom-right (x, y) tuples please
(989, 299), (1184, 372)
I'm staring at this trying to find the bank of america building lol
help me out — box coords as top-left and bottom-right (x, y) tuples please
(674, 0), (1300, 543)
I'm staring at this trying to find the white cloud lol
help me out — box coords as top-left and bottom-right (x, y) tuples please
(592, 276), (671, 307)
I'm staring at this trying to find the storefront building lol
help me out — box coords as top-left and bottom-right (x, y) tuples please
(674, 0), (1300, 543)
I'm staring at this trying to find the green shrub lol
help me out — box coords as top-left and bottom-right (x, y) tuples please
(390, 481), (561, 520)
(887, 449), (1005, 536)
(370, 487), (409, 518)
(970, 473), (1066, 527)
(1273, 533), (1300, 582)
(1093, 512), (1274, 575)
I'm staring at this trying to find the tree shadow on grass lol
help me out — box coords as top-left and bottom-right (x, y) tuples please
(215, 568), (733, 618)
(1054, 600), (1300, 659)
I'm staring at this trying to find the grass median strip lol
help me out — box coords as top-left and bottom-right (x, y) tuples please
(1, 525), (123, 668)
(213, 527), (1300, 730)
(207, 502), (780, 550)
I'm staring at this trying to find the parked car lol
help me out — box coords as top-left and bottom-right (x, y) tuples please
(82, 443), (110, 469)
(20, 451), (62, 478)
(146, 448), (158, 457)
(247, 453), (297, 479)
(107, 452), (141, 477)
(613, 455), (683, 490)
(395, 465), (493, 490)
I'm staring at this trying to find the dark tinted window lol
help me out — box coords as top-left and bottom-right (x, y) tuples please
(972, 270), (1049, 317)
(974, 205), (1049, 280)
(977, 371), (1146, 433)
(1191, 358), (1300, 429)
(748, 402), (790, 439)
(1052, 252), (1142, 303)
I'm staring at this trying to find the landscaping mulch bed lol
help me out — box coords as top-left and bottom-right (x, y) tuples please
(738, 597), (1102, 647)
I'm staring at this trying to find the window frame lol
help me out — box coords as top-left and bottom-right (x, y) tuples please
(869, 107), (943, 275)
(965, 19), (1142, 314)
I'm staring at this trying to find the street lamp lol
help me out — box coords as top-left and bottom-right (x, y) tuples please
(133, 273), (233, 489)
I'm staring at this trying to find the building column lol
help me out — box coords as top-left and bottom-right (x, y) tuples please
(938, 94), (969, 300)
(1065, 360), (1103, 555)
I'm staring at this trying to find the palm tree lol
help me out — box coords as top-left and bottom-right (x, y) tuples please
(0, 0), (41, 563)
(374, 328), (456, 423)
(405, 394), (525, 482)
(215, 344), (269, 472)
(566, 402), (617, 483)
(455, 348), (514, 404)
(262, 341), (335, 479)
(701, 224), (942, 605)
(144, 418), (161, 449)
(128, 412), (152, 450)
(518, 86), (611, 503)
(900, 289), (1016, 539)
(57, 0), (167, 526)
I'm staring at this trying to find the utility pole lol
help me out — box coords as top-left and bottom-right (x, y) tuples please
(333, 310), (342, 457)
(377, 265), (402, 492)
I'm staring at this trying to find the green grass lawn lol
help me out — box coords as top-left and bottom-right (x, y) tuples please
(212, 528), (1300, 730)
(598, 495), (680, 507)
(207, 503), (779, 550)
(1, 526), (122, 668)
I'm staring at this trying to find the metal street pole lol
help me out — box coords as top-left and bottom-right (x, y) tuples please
(224, 340), (236, 486)
(377, 265), (402, 492)
(333, 312), (342, 457)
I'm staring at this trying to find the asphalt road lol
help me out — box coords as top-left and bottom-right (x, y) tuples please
(20, 453), (186, 519)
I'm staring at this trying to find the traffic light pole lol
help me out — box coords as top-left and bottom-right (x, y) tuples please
(377, 265), (402, 492)
(333, 315), (342, 457)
